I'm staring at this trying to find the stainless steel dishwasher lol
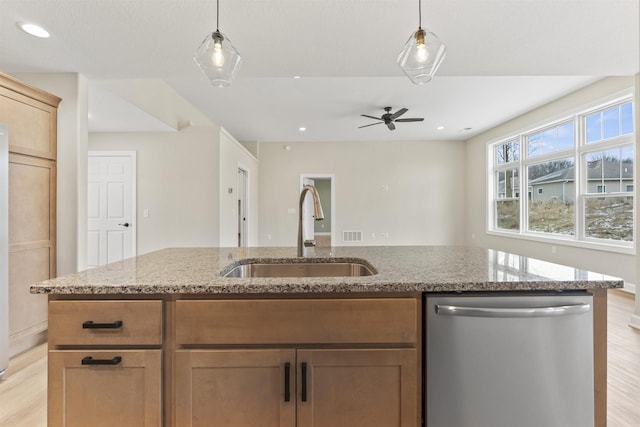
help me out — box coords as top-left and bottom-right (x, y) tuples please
(426, 293), (594, 427)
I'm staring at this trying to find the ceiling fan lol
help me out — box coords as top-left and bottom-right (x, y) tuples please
(358, 107), (424, 131)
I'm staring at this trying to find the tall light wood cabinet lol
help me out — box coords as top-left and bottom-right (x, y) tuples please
(0, 71), (60, 357)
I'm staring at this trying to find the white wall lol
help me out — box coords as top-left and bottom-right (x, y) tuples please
(96, 79), (213, 130)
(89, 126), (221, 255)
(12, 73), (89, 276)
(218, 128), (259, 247)
(258, 140), (467, 247)
(465, 76), (637, 289)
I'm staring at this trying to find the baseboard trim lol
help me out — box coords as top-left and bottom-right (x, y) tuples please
(630, 314), (640, 331)
(622, 282), (636, 294)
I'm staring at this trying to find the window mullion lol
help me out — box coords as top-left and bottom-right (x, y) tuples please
(520, 135), (528, 234)
(575, 115), (584, 241)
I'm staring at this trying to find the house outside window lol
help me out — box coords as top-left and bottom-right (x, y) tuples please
(489, 97), (635, 249)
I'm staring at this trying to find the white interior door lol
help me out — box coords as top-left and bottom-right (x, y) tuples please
(302, 178), (315, 241)
(237, 167), (248, 247)
(87, 152), (136, 267)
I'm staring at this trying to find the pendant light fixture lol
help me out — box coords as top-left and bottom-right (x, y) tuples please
(194, 0), (242, 87)
(397, 0), (446, 84)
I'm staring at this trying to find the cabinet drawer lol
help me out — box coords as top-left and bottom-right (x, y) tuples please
(48, 349), (162, 427)
(48, 300), (163, 346)
(176, 298), (417, 345)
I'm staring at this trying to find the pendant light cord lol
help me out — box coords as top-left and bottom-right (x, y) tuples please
(216, 0), (220, 31)
(418, 0), (422, 29)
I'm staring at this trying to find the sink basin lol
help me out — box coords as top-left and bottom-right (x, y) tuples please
(223, 260), (376, 278)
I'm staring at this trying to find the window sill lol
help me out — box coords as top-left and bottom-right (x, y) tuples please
(486, 230), (635, 255)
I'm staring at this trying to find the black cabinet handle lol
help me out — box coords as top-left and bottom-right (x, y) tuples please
(284, 362), (291, 402)
(81, 356), (122, 366)
(301, 362), (308, 402)
(82, 320), (123, 329)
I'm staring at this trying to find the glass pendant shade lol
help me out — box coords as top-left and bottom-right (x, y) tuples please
(397, 28), (446, 84)
(194, 30), (242, 87)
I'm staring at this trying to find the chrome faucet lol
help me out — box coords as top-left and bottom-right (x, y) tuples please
(297, 185), (324, 257)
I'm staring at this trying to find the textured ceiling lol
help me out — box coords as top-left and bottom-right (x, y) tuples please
(0, 0), (638, 142)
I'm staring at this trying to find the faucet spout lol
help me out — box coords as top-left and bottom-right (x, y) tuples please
(297, 185), (324, 257)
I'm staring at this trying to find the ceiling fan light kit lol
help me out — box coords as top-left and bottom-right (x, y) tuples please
(397, 0), (446, 84)
(194, 0), (242, 87)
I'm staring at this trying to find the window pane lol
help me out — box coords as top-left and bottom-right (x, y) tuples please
(527, 158), (575, 236)
(496, 140), (519, 164)
(496, 200), (520, 230)
(586, 146), (633, 194)
(621, 102), (633, 135)
(585, 197), (633, 241)
(602, 107), (620, 139)
(586, 101), (634, 143)
(586, 113), (601, 143)
(496, 169), (519, 199)
(527, 121), (574, 157)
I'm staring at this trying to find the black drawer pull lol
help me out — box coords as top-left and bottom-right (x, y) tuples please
(284, 362), (291, 402)
(82, 320), (123, 329)
(81, 356), (122, 366)
(301, 362), (308, 402)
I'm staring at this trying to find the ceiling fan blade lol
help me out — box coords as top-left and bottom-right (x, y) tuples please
(395, 118), (424, 122)
(387, 122), (396, 131)
(358, 122), (384, 129)
(389, 108), (408, 120)
(361, 114), (384, 121)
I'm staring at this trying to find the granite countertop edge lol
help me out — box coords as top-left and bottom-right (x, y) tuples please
(30, 246), (625, 295)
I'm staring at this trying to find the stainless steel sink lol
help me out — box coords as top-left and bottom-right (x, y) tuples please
(223, 261), (376, 278)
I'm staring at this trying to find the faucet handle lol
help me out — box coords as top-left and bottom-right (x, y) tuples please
(303, 240), (316, 247)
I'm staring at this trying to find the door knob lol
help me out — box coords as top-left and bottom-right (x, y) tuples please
(118, 222), (130, 227)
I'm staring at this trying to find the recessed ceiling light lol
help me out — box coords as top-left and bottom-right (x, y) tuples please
(293, 76), (302, 79)
(436, 126), (445, 131)
(17, 22), (50, 38)
(299, 127), (307, 132)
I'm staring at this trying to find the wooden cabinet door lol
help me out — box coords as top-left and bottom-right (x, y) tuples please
(8, 153), (55, 355)
(174, 349), (296, 427)
(48, 350), (161, 427)
(297, 348), (419, 427)
(0, 85), (58, 160)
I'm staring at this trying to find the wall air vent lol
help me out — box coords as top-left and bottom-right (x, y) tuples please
(342, 230), (363, 243)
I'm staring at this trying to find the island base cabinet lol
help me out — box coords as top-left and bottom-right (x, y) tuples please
(174, 349), (296, 427)
(297, 348), (417, 427)
(48, 349), (162, 427)
(174, 348), (417, 427)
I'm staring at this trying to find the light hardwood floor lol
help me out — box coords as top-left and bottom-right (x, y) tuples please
(0, 290), (638, 427)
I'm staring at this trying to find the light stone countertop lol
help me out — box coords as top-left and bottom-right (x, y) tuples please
(30, 246), (623, 295)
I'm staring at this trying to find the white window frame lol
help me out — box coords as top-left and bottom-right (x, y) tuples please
(487, 93), (635, 254)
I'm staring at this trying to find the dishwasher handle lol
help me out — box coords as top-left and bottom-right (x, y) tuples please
(434, 303), (591, 318)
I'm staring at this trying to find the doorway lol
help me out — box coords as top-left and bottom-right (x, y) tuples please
(300, 174), (335, 247)
(87, 151), (136, 267)
(237, 166), (249, 247)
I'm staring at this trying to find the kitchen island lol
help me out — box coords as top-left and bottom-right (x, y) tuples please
(31, 246), (622, 427)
